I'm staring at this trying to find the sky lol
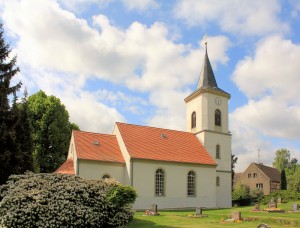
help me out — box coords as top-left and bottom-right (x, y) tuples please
(0, 0), (299, 172)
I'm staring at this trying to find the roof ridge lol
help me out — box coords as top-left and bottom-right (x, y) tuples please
(73, 130), (114, 137)
(116, 122), (191, 134)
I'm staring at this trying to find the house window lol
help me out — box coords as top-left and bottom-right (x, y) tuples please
(215, 109), (221, 126)
(216, 176), (220, 187)
(187, 171), (196, 197)
(256, 183), (263, 189)
(248, 173), (251, 178)
(102, 174), (110, 180)
(155, 169), (165, 196)
(253, 173), (257, 178)
(216, 145), (220, 159)
(191, 112), (196, 128)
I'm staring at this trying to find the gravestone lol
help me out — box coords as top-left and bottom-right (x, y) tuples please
(277, 197), (282, 204)
(151, 204), (157, 214)
(253, 203), (260, 211)
(195, 207), (202, 216)
(292, 203), (299, 212)
(231, 211), (241, 220)
(268, 197), (277, 209)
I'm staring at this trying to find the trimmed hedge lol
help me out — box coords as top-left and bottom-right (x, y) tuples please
(0, 172), (137, 227)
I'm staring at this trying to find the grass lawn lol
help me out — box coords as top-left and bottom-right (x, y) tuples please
(127, 201), (300, 227)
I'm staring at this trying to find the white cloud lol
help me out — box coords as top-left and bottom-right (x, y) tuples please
(57, 0), (113, 13)
(231, 36), (300, 171)
(174, 0), (289, 36)
(121, 0), (159, 11)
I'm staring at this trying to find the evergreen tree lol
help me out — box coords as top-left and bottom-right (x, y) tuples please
(280, 169), (287, 190)
(0, 22), (22, 184)
(13, 88), (33, 173)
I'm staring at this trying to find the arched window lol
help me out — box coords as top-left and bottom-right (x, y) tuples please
(215, 109), (221, 126)
(191, 112), (196, 128)
(216, 176), (220, 187)
(102, 174), (110, 180)
(216, 145), (220, 159)
(155, 169), (165, 196)
(187, 171), (196, 196)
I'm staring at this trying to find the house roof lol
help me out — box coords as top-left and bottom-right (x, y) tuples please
(116, 122), (216, 165)
(73, 130), (125, 163)
(54, 159), (75, 175)
(254, 163), (280, 182)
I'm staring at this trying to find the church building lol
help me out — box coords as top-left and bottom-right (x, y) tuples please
(56, 44), (232, 209)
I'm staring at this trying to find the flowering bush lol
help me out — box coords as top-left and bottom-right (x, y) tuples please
(0, 172), (137, 227)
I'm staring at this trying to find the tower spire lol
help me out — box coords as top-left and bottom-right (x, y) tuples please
(197, 35), (218, 90)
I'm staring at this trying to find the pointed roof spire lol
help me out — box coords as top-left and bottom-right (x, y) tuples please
(197, 36), (218, 90)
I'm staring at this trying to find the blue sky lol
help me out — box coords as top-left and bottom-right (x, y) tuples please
(1, 0), (299, 171)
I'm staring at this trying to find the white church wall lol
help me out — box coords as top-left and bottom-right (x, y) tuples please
(132, 160), (217, 210)
(77, 159), (126, 182)
(216, 171), (232, 208)
(67, 134), (78, 175)
(201, 131), (231, 171)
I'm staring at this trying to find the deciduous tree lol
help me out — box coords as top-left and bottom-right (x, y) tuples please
(28, 90), (78, 173)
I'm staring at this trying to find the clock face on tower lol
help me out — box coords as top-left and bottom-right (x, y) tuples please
(215, 97), (222, 106)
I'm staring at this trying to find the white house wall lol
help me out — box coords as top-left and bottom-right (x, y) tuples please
(77, 159), (126, 182)
(132, 160), (217, 210)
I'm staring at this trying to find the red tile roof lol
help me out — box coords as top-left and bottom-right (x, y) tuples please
(73, 130), (125, 163)
(54, 159), (75, 175)
(116, 122), (216, 165)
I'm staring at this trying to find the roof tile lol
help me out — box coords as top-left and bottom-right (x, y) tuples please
(74, 131), (125, 163)
(116, 122), (216, 165)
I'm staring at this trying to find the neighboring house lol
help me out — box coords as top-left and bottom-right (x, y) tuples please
(235, 162), (280, 195)
(55, 44), (232, 209)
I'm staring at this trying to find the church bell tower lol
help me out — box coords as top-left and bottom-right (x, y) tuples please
(184, 41), (232, 208)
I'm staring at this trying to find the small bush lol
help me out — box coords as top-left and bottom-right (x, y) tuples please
(107, 185), (137, 207)
(0, 172), (137, 227)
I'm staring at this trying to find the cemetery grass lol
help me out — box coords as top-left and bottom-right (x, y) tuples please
(127, 201), (300, 228)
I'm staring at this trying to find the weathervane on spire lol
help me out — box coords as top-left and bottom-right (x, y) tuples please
(203, 34), (208, 53)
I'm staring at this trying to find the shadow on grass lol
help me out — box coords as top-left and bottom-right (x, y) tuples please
(127, 218), (174, 228)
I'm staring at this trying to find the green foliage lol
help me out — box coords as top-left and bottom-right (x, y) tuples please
(0, 172), (136, 227)
(280, 169), (287, 190)
(0, 22), (22, 185)
(287, 165), (300, 192)
(27, 90), (77, 173)
(231, 154), (238, 191)
(251, 188), (264, 202)
(272, 148), (290, 171)
(107, 185), (137, 207)
(232, 184), (250, 200)
(260, 190), (300, 205)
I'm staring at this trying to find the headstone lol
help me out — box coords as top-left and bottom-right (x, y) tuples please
(254, 204), (260, 210)
(277, 197), (282, 204)
(231, 211), (241, 220)
(292, 203), (299, 212)
(151, 204), (157, 213)
(195, 207), (202, 216)
(268, 198), (277, 209)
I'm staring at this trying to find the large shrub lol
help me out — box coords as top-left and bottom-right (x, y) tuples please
(0, 172), (137, 227)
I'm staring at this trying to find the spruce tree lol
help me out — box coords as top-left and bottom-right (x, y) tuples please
(0, 22), (22, 184)
(14, 88), (33, 173)
(280, 169), (287, 190)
